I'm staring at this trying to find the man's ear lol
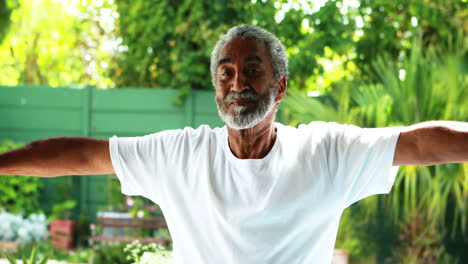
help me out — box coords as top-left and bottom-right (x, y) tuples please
(275, 75), (287, 104)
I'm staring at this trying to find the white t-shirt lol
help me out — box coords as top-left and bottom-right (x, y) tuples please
(109, 122), (401, 264)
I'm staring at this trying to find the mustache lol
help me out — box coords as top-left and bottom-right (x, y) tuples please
(225, 89), (259, 102)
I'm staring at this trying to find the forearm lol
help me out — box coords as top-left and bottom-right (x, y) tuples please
(0, 137), (105, 177)
(399, 121), (468, 165)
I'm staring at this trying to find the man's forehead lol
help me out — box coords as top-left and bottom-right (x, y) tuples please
(217, 38), (269, 65)
(218, 55), (263, 67)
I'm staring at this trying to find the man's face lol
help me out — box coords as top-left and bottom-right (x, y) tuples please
(215, 38), (278, 130)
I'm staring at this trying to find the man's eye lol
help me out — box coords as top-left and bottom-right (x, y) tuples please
(220, 70), (233, 77)
(248, 69), (258, 74)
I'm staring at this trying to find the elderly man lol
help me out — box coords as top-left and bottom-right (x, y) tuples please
(0, 25), (467, 263)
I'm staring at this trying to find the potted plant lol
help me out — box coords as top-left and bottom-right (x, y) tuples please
(48, 200), (77, 250)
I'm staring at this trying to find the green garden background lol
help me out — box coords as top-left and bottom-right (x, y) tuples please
(0, 0), (467, 263)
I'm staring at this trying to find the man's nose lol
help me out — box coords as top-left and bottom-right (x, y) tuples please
(231, 73), (250, 93)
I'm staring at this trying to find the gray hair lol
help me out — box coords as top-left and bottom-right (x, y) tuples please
(210, 25), (289, 88)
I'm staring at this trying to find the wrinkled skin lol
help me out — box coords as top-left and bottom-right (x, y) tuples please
(215, 38), (287, 159)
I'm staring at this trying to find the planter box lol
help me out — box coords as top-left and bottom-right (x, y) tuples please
(49, 219), (76, 250)
(0, 241), (19, 254)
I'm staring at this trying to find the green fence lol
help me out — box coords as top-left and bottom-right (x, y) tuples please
(0, 85), (224, 227)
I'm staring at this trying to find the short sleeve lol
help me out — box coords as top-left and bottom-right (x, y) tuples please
(109, 129), (187, 204)
(325, 123), (402, 208)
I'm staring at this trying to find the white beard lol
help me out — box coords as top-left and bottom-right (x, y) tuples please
(216, 87), (276, 130)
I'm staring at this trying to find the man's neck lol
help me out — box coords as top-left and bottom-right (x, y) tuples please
(226, 112), (277, 159)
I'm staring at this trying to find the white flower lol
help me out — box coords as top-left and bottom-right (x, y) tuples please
(0, 211), (47, 244)
(3, 230), (15, 241)
(137, 210), (145, 218)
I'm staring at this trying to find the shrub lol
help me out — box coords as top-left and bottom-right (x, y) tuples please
(63, 247), (93, 263)
(124, 241), (173, 264)
(0, 245), (50, 264)
(0, 211), (48, 245)
(92, 242), (130, 264)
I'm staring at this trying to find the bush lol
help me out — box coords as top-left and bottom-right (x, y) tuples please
(91, 241), (174, 264)
(0, 211), (48, 245)
(92, 243), (130, 264)
(0, 245), (50, 264)
(13, 241), (92, 263)
(63, 247), (93, 263)
(0, 140), (44, 215)
(124, 241), (173, 264)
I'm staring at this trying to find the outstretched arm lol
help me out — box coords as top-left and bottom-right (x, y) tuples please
(0, 137), (115, 177)
(393, 121), (468, 166)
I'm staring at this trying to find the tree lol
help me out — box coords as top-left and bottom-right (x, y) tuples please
(113, 0), (282, 103)
(0, 0), (117, 87)
(355, 0), (467, 77)
(0, 0), (14, 45)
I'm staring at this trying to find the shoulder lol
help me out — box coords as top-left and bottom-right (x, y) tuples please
(275, 122), (336, 148)
(159, 125), (226, 148)
(154, 124), (223, 137)
(277, 122), (402, 150)
(295, 121), (400, 139)
(277, 122), (374, 149)
(180, 124), (225, 139)
(276, 121), (350, 136)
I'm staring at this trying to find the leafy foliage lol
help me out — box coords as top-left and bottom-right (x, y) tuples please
(112, 0), (280, 103)
(389, 211), (445, 264)
(47, 200), (77, 221)
(111, 0), (360, 101)
(91, 242), (130, 264)
(0, 0), (117, 87)
(0, 245), (50, 264)
(282, 36), (468, 261)
(0, 0), (14, 44)
(355, 0), (467, 71)
(359, 37), (468, 236)
(14, 241), (92, 263)
(124, 241), (173, 264)
(112, 0), (467, 100)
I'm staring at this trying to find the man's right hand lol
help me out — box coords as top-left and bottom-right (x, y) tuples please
(0, 137), (115, 177)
